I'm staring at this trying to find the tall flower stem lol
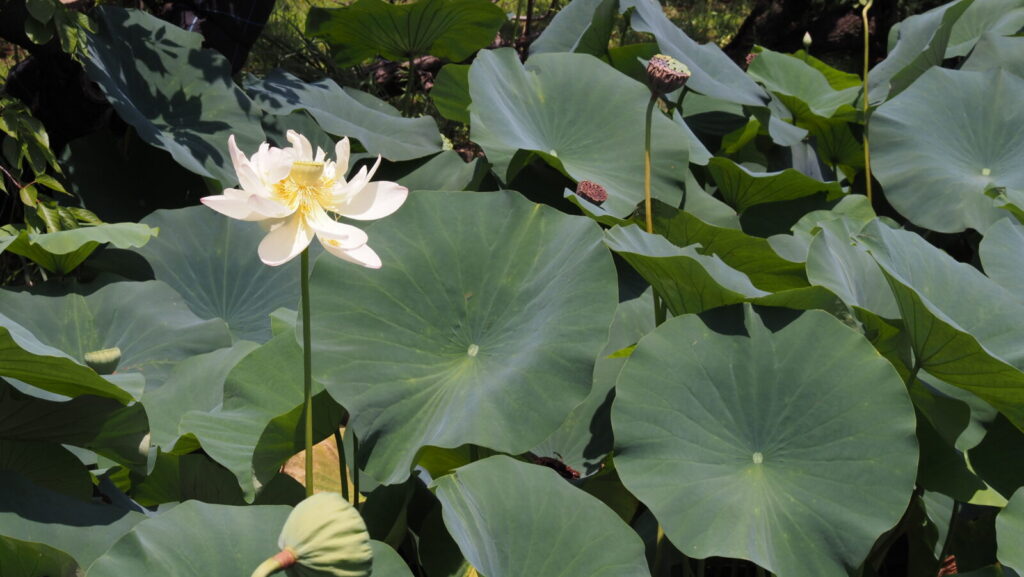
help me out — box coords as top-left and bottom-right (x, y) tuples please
(643, 94), (667, 327)
(301, 249), (314, 497)
(861, 0), (874, 205)
(643, 94), (657, 234)
(335, 429), (349, 502)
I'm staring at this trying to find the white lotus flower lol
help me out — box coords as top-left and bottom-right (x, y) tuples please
(201, 130), (408, 268)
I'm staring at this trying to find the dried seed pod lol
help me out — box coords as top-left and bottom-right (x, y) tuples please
(576, 180), (608, 205)
(646, 54), (691, 96)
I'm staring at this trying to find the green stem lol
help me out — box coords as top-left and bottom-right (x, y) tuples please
(301, 249), (314, 497)
(470, 444), (480, 462)
(755, 565), (766, 577)
(335, 429), (348, 502)
(251, 555), (287, 577)
(352, 433), (361, 509)
(695, 558), (705, 577)
(405, 58), (417, 116)
(861, 0), (874, 205)
(643, 94), (657, 234)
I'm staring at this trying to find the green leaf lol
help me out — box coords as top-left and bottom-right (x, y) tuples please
(871, 68), (1024, 233)
(858, 221), (1024, 430)
(32, 173), (67, 194)
(431, 64), (471, 125)
(135, 206), (303, 343)
(612, 307), (917, 576)
(531, 0), (618, 58)
(309, 190), (618, 485)
(246, 70), (442, 162)
(25, 0), (56, 23)
(371, 540), (416, 577)
(532, 290), (655, 474)
(0, 471), (145, 570)
(307, 0), (507, 66)
(0, 318), (134, 403)
(141, 341), (259, 450)
(962, 32), (1024, 76)
(86, 501), (290, 577)
(604, 224), (768, 315)
(470, 49), (689, 217)
(434, 456), (652, 577)
(0, 440), (93, 500)
(0, 223), (157, 274)
(651, 202), (809, 292)
(132, 452), (246, 507)
(0, 380), (149, 471)
(946, 0), (1024, 57)
(0, 281), (232, 397)
(805, 218), (899, 318)
(747, 48), (860, 120)
(179, 331), (343, 499)
(997, 487), (1024, 572)
(869, 0), (973, 103)
(384, 151), (489, 192)
(82, 6), (266, 185)
(980, 218), (1024, 301)
(708, 157), (843, 213)
(624, 0), (768, 106)
(0, 536), (79, 577)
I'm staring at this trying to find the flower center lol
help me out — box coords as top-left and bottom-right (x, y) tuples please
(274, 161), (332, 214)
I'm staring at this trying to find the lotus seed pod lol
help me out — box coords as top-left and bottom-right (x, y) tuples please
(277, 492), (372, 577)
(646, 54), (691, 96)
(83, 347), (121, 374)
(576, 180), (608, 205)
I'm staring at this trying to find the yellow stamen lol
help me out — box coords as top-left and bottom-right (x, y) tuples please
(274, 161), (333, 214)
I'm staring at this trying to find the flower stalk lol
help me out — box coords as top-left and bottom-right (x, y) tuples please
(862, 0), (874, 204)
(301, 248), (314, 497)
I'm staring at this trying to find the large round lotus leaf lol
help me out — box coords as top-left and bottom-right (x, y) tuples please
(434, 456), (652, 577)
(0, 281), (232, 395)
(82, 7), (265, 185)
(307, 0), (506, 66)
(469, 49), (690, 217)
(997, 487), (1024, 571)
(136, 206), (305, 343)
(86, 501), (289, 577)
(871, 68), (1024, 233)
(309, 190), (618, 485)
(979, 217), (1024, 300)
(612, 307), (917, 576)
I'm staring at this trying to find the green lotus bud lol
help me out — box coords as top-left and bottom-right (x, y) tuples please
(251, 492), (372, 577)
(83, 347), (121, 374)
(646, 54), (691, 96)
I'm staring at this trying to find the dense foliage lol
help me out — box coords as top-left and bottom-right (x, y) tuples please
(2, 0), (1024, 575)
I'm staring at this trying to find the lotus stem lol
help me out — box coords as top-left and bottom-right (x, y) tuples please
(251, 550), (296, 577)
(301, 248), (314, 497)
(352, 433), (361, 509)
(862, 0), (874, 205)
(938, 500), (961, 562)
(335, 429), (348, 502)
(644, 94), (656, 234)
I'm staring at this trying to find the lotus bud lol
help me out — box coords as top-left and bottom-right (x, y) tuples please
(646, 54), (691, 96)
(251, 492), (372, 577)
(576, 181), (608, 205)
(802, 31), (812, 51)
(84, 347), (121, 374)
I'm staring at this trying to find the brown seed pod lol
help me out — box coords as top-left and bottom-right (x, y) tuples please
(646, 54), (691, 96)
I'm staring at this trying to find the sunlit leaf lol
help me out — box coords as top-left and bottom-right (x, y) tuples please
(997, 487), (1024, 572)
(945, 0), (1024, 57)
(612, 307), (917, 576)
(0, 223), (157, 274)
(708, 157), (843, 213)
(531, 0), (618, 57)
(310, 190), (618, 485)
(871, 68), (1024, 233)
